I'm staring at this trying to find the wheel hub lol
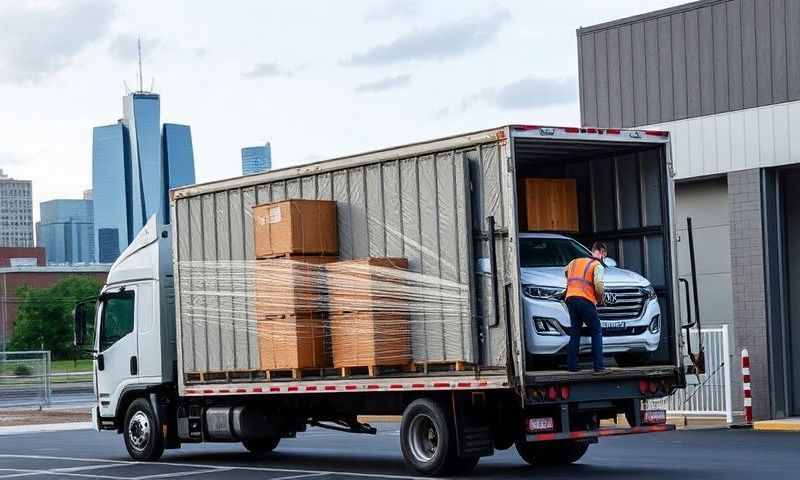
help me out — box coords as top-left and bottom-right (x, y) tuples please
(408, 414), (439, 463)
(128, 411), (150, 452)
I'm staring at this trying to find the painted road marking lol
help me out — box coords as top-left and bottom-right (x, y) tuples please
(0, 454), (431, 480)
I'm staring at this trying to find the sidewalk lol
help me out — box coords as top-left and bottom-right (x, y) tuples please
(753, 417), (800, 432)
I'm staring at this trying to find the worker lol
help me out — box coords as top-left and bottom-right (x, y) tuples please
(564, 241), (607, 373)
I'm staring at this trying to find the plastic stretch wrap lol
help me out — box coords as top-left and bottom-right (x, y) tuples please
(177, 258), (470, 371)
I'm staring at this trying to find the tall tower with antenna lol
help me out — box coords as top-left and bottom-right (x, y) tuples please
(137, 36), (144, 92)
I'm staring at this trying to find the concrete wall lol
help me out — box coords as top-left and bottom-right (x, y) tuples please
(728, 169), (770, 419)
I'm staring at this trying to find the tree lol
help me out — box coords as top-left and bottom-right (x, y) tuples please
(8, 276), (103, 359)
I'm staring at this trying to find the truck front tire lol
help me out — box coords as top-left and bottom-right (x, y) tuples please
(400, 398), (478, 476)
(124, 398), (164, 461)
(515, 439), (589, 466)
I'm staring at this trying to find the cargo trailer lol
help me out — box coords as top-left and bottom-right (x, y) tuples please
(75, 125), (690, 476)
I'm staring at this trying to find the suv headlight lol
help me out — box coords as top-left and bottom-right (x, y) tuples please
(642, 285), (657, 300)
(522, 285), (565, 301)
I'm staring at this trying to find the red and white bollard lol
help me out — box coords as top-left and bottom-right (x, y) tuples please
(741, 349), (752, 425)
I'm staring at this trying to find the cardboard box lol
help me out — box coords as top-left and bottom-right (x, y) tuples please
(330, 312), (411, 367)
(257, 312), (328, 370)
(327, 257), (410, 313)
(253, 199), (338, 259)
(519, 178), (579, 232)
(254, 256), (338, 317)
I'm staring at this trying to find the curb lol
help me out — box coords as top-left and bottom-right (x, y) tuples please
(0, 422), (92, 436)
(753, 419), (800, 432)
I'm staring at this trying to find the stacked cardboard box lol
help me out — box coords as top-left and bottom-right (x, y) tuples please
(327, 258), (412, 368)
(518, 178), (579, 232)
(252, 199), (338, 370)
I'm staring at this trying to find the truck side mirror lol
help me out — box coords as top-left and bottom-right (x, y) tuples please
(74, 302), (87, 347)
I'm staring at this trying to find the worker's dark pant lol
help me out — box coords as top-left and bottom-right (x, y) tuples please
(566, 297), (604, 371)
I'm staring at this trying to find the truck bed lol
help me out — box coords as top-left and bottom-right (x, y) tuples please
(526, 365), (680, 384)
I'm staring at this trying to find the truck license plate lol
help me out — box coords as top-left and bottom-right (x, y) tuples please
(601, 321), (626, 329)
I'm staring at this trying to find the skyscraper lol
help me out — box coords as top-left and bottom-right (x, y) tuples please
(0, 170), (33, 247)
(241, 143), (272, 175)
(162, 124), (196, 222)
(92, 92), (195, 263)
(37, 199), (94, 264)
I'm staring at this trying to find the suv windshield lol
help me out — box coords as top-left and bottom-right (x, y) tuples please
(519, 237), (592, 268)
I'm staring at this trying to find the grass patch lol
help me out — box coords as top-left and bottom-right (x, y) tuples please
(51, 359), (93, 373)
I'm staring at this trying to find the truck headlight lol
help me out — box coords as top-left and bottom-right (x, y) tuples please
(649, 314), (661, 334)
(642, 285), (657, 300)
(522, 285), (565, 301)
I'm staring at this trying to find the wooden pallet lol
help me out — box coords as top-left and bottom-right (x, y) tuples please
(412, 360), (473, 374)
(337, 363), (415, 377)
(263, 367), (341, 380)
(184, 369), (269, 384)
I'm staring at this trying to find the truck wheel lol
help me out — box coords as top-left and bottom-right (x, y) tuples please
(124, 398), (164, 461)
(242, 437), (280, 456)
(401, 398), (460, 476)
(515, 440), (589, 466)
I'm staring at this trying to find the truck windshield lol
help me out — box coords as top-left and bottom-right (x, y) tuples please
(519, 237), (592, 268)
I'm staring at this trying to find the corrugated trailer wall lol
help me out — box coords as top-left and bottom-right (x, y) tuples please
(173, 141), (510, 375)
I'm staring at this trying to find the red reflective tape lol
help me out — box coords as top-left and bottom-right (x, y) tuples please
(287, 386), (299, 392)
(218, 389), (230, 393)
(252, 387), (263, 393)
(345, 385), (358, 390)
(324, 385), (337, 391)
(743, 375), (751, 383)
(564, 127), (580, 133)
(457, 382), (472, 388)
(514, 125), (540, 131)
(742, 357), (750, 368)
(305, 386), (318, 391)
(235, 388), (247, 393)
(390, 384), (403, 389)
(478, 381), (488, 387)
(584, 127), (598, 133)
(534, 433), (557, 441)
(433, 382), (450, 388)
(202, 389), (214, 394)
(412, 383), (425, 389)
(367, 384), (380, 390)
(569, 431), (594, 439)
(270, 387), (281, 392)
(744, 390), (752, 398)
(645, 130), (669, 137)
(185, 389), (196, 394)
(606, 128), (621, 134)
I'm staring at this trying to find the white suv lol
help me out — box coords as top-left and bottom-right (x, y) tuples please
(519, 233), (661, 367)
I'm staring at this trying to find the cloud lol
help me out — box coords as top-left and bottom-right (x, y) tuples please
(344, 9), (509, 66)
(438, 76), (577, 117)
(354, 74), (412, 93)
(0, 1), (116, 84)
(108, 34), (163, 63)
(364, 0), (420, 21)
(242, 62), (295, 79)
(0, 151), (24, 167)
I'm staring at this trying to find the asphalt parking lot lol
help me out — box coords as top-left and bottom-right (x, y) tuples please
(1, 423), (799, 479)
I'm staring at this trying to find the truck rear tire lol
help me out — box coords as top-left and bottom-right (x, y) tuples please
(515, 440), (589, 466)
(242, 437), (280, 456)
(400, 398), (467, 476)
(123, 398), (164, 461)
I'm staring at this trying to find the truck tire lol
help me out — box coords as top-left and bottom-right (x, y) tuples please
(400, 398), (467, 476)
(123, 398), (164, 461)
(515, 440), (589, 466)
(242, 437), (280, 456)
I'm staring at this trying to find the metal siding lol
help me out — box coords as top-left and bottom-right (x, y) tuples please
(632, 22), (648, 126)
(671, 14), (688, 120)
(619, 25), (636, 127)
(645, 19), (661, 124)
(581, 34), (598, 126)
(685, 10), (702, 117)
(698, 6), (715, 116)
(741, 0), (759, 108)
(658, 16), (674, 122)
(365, 164), (386, 256)
(712, 2), (729, 113)
(770, 0), (788, 103)
(789, 0), (800, 100)
(595, 30), (611, 127)
(727, 0), (744, 110)
(755, 0), (773, 106)
(607, 29), (623, 127)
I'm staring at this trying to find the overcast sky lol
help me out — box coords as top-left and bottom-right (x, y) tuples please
(0, 0), (686, 223)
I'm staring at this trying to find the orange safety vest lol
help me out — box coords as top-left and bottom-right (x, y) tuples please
(565, 257), (600, 305)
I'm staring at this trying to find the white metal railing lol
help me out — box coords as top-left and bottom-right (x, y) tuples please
(0, 350), (51, 408)
(649, 325), (733, 423)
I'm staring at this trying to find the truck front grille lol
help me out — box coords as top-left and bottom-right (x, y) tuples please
(597, 287), (646, 321)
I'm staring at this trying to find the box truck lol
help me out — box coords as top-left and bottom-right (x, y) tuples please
(75, 125), (689, 476)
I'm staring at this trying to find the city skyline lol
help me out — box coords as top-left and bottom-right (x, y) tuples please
(36, 198), (94, 264)
(0, 169), (33, 248)
(0, 1), (687, 225)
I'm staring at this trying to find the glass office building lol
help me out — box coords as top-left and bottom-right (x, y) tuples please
(37, 199), (94, 264)
(92, 123), (131, 263)
(162, 124), (196, 222)
(241, 143), (272, 175)
(123, 93), (162, 230)
(92, 92), (196, 263)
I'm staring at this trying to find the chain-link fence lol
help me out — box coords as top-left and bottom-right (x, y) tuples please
(0, 350), (51, 408)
